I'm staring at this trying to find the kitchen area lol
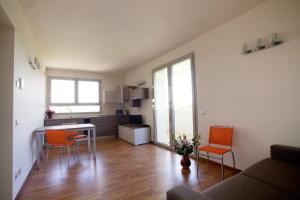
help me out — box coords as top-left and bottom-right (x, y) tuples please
(44, 84), (150, 145)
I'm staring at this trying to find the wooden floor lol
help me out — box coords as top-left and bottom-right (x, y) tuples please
(19, 139), (237, 200)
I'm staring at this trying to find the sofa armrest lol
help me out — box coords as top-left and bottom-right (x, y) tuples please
(271, 144), (300, 164)
(167, 186), (207, 200)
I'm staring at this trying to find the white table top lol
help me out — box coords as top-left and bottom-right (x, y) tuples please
(34, 123), (95, 133)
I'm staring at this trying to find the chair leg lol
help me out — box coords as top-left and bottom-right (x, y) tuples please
(196, 150), (199, 179)
(46, 145), (49, 168)
(221, 155), (224, 180)
(88, 130), (91, 152)
(59, 147), (62, 165)
(73, 145), (77, 162)
(67, 146), (70, 168)
(231, 151), (236, 173)
(77, 141), (80, 161)
(206, 152), (209, 166)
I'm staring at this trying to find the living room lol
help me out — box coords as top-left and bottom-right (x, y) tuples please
(0, 0), (299, 200)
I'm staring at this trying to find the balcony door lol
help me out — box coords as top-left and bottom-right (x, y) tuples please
(153, 53), (197, 147)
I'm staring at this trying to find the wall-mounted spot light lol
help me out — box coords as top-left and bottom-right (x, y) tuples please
(255, 38), (265, 50)
(269, 33), (282, 46)
(34, 57), (41, 69)
(29, 57), (41, 70)
(242, 32), (283, 55)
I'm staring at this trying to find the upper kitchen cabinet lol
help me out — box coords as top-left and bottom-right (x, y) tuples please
(130, 88), (149, 100)
(123, 86), (130, 102)
(104, 85), (149, 106)
(103, 85), (123, 103)
(114, 85), (123, 102)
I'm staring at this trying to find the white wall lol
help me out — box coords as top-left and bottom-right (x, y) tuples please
(0, 0), (45, 199)
(46, 68), (125, 116)
(125, 0), (300, 170)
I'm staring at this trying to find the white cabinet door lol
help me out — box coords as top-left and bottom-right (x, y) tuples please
(103, 90), (115, 103)
(103, 85), (123, 103)
(118, 125), (150, 145)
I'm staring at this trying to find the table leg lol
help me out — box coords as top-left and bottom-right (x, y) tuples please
(88, 129), (91, 152)
(35, 133), (41, 169)
(92, 128), (96, 159)
(40, 135), (44, 160)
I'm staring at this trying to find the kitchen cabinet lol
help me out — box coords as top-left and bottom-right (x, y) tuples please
(103, 85), (149, 107)
(123, 86), (130, 102)
(90, 116), (117, 137)
(103, 90), (116, 103)
(103, 85), (123, 103)
(118, 125), (150, 145)
(44, 118), (84, 126)
(44, 115), (131, 138)
(130, 88), (149, 100)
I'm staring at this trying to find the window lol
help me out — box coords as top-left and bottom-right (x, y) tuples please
(48, 77), (101, 113)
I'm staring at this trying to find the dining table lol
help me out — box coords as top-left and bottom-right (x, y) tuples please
(33, 123), (96, 169)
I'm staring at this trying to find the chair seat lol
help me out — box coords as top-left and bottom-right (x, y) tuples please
(74, 134), (87, 139)
(50, 140), (76, 147)
(199, 146), (231, 155)
(66, 131), (79, 137)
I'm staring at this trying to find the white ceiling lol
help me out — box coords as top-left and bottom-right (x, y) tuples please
(20, 0), (265, 74)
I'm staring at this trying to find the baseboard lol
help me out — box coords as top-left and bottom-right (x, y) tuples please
(190, 155), (241, 172)
(153, 143), (241, 172)
(96, 135), (116, 139)
(15, 161), (36, 200)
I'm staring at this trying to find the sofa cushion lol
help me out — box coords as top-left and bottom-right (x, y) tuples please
(202, 174), (295, 200)
(167, 185), (207, 200)
(242, 158), (300, 198)
(271, 145), (300, 164)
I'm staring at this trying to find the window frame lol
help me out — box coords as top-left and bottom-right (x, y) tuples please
(47, 76), (102, 114)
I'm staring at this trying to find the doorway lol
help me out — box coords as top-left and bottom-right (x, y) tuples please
(152, 53), (197, 147)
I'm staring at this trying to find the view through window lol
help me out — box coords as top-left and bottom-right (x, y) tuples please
(49, 78), (101, 113)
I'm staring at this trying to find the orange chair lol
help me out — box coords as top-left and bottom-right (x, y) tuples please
(63, 123), (89, 158)
(196, 126), (235, 180)
(45, 130), (78, 167)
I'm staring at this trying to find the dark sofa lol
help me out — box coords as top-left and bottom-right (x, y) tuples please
(167, 145), (300, 200)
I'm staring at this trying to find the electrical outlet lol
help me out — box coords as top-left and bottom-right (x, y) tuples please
(18, 168), (22, 176)
(14, 168), (22, 180)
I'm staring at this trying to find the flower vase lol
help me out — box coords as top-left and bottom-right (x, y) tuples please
(180, 155), (191, 168)
(46, 112), (53, 119)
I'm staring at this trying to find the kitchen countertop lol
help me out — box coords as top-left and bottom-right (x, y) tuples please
(119, 124), (149, 129)
(45, 115), (130, 120)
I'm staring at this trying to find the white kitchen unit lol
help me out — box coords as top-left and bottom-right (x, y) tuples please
(118, 125), (150, 145)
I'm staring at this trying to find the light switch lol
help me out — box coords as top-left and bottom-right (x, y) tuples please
(16, 78), (25, 90)
(15, 120), (20, 126)
(199, 110), (206, 115)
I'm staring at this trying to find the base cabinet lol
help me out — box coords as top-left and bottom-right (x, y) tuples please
(118, 125), (150, 145)
(90, 116), (117, 137)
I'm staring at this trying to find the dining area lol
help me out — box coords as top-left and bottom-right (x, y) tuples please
(33, 123), (97, 169)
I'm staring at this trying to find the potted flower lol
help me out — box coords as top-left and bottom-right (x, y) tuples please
(45, 108), (55, 119)
(171, 133), (201, 168)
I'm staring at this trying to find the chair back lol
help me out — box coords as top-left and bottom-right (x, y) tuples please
(209, 126), (233, 147)
(46, 130), (69, 145)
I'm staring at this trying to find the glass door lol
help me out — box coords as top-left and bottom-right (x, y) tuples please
(153, 53), (196, 147)
(171, 58), (195, 139)
(153, 67), (170, 145)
